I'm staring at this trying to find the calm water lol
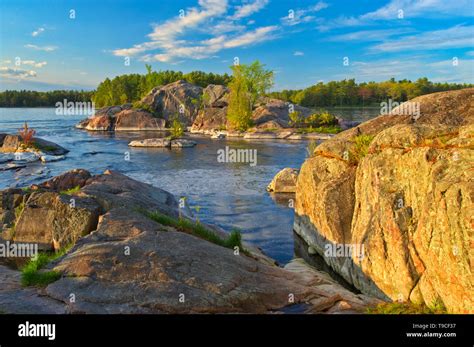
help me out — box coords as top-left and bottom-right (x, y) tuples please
(0, 107), (378, 264)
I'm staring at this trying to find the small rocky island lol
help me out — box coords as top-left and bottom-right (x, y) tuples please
(76, 80), (350, 140)
(0, 127), (69, 171)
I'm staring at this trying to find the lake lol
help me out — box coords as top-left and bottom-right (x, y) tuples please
(0, 107), (380, 264)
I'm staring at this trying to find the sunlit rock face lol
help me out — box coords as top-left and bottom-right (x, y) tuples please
(294, 88), (474, 313)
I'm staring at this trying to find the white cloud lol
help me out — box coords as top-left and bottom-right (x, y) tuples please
(21, 60), (47, 68)
(229, 0), (268, 20)
(223, 26), (277, 48)
(318, 0), (474, 31)
(371, 25), (474, 52)
(0, 67), (37, 79)
(113, 0), (279, 63)
(210, 21), (246, 34)
(328, 28), (413, 42)
(24, 44), (57, 52)
(32, 27), (45, 37)
(281, 1), (328, 26)
(293, 51), (304, 56)
(361, 0), (474, 20)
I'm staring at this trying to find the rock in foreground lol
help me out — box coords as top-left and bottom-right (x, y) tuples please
(0, 169), (377, 314)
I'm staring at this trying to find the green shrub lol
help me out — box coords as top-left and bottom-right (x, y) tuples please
(289, 111), (301, 126)
(349, 134), (375, 164)
(169, 116), (185, 139)
(304, 111), (338, 127)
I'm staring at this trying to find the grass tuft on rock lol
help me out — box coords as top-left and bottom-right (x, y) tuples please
(21, 246), (71, 287)
(141, 209), (247, 254)
(59, 185), (81, 195)
(349, 134), (375, 164)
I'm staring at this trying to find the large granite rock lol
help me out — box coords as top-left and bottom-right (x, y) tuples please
(76, 107), (165, 131)
(203, 84), (229, 107)
(140, 80), (203, 125)
(294, 88), (474, 313)
(191, 85), (229, 132)
(252, 97), (312, 129)
(12, 192), (101, 251)
(191, 107), (228, 132)
(114, 109), (166, 130)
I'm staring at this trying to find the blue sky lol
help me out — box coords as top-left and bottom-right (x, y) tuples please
(0, 0), (473, 91)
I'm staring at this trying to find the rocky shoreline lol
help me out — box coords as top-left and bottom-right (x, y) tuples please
(0, 169), (378, 314)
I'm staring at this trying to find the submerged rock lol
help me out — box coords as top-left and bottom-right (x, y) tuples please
(128, 138), (196, 148)
(294, 88), (474, 313)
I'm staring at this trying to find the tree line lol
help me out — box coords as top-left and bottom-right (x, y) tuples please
(0, 66), (471, 108)
(0, 67), (231, 108)
(268, 78), (472, 107)
(0, 90), (94, 107)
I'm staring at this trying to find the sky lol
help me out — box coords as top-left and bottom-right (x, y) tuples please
(0, 0), (473, 91)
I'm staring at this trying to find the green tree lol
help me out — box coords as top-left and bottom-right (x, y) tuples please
(227, 65), (253, 131)
(226, 61), (274, 131)
(240, 60), (274, 105)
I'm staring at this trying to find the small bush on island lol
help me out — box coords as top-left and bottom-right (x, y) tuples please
(18, 122), (36, 147)
(304, 112), (338, 127)
(169, 115), (185, 139)
(288, 111), (301, 126)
